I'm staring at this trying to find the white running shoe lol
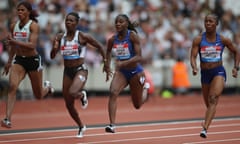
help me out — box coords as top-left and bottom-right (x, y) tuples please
(1, 118), (11, 128)
(80, 90), (88, 109)
(77, 125), (86, 138)
(44, 80), (54, 94)
(142, 82), (150, 102)
(144, 82), (150, 89)
(200, 128), (207, 138)
(105, 124), (115, 133)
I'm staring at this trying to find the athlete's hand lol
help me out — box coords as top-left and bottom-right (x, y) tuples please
(192, 67), (198, 76)
(232, 68), (238, 78)
(103, 64), (113, 82)
(2, 62), (11, 76)
(6, 34), (15, 45)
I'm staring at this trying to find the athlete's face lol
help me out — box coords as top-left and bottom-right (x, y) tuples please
(204, 15), (217, 32)
(115, 16), (128, 32)
(65, 15), (78, 31)
(17, 5), (30, 21)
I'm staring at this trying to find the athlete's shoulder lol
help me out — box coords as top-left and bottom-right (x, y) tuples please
(10, 20), (18, 30)
(108, 34), (115, 41)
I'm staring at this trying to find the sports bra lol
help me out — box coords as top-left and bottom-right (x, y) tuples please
(199, 32), (225, 62)
(13, 20), (32, 43)
(60, 30), (86, 60)
(112, 30), (135, 60)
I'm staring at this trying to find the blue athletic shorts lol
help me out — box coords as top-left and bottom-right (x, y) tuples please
(200, 66), (226, 84)
(119, 64), (143, 82)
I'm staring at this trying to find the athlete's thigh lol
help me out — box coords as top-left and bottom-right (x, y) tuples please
(201, 84), (210, 106)
(62, 74), (73, 101)
(209, 75), (225, 96)
(110, 71), (128, 94)
(28, 70), (43, 94)
(129, 72), (145, 98)
(70, 70), (88, 93)
(9, 64), (26, 87)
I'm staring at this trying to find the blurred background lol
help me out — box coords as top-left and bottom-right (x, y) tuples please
(0, 0), (240, 99)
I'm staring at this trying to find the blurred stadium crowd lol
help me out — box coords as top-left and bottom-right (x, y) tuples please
(0, 0), (240, 69)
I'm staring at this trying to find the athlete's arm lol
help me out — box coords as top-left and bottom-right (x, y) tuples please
(190, 36), (201, 76)
(221, 35), (240, 78)
(51, 33), (63, 59)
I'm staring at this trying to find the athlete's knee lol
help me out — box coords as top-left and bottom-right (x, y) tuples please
(35, 95), (42, 100)
(65, 101), (74, 110)
(68, 90), (77, 97)
(8, 83), (18, 93)
(132, 97), (142, 109)
(133, 103), (141, 109)
(209, 94), (218, 105)
(33, 90), (42, 99)
(109, 88), (119, 99)
(68, 86), (80, 98)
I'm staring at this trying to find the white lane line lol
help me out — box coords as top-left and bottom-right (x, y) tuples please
(0, 118), (239, 143)
(183, 138), (240, 144)
(1, 117), (240, 136)
(80, 130), (240, 144)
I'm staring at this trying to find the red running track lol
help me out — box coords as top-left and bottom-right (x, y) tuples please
(0, 94), (240, 144)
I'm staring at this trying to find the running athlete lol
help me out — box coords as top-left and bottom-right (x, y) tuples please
(50, 12), (110, 138)
(1, 1), (54, 128)
(104, 14), (150, 133)
(190, 13), (239, 138)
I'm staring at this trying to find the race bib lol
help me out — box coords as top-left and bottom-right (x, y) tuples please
(14, 32), (28, 42)
(113, 43), (130, 58)
(200, 46), (221, 60)
(60, 45), (79, 56)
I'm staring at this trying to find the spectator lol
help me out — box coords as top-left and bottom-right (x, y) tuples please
(172, 57), (190, 96)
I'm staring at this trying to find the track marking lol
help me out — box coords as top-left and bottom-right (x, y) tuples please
(183, 138), (240, 144)
(1, 117), (239, 136)
(77, 130), (240, 144)
(0, 118), (240, 143)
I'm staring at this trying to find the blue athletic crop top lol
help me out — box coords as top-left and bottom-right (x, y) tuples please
(60, 30), (86, 60)
(112, 30), (135, 60)
(199, 32), (225, 62)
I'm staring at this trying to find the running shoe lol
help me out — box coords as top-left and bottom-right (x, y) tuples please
(44, 80), (54, 95)
(144, 82), (150, 89)
(142, 82), (150, 102)
(200, 128), (207, 138)
(105, 124), (115, 133)
(77, 125), (86, 138)
(1, 118), (11, 128)
(80, 90), (88, 109)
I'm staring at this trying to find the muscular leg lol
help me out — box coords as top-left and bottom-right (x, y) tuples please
(5, 64), (26, 121)
(69, 71), (87, 99)
(108, 71), (127, 125)
(63, 71), (87, 128)
(129, 72), (146, 109)
(202, 76), (224, 130)
(28, 69), (50, 99)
